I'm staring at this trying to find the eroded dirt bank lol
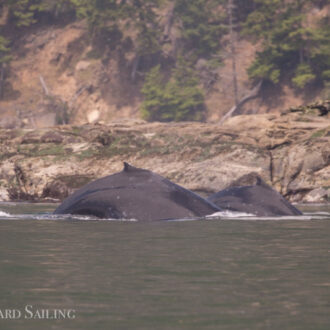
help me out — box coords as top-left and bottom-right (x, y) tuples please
(0, 102), (329, 204)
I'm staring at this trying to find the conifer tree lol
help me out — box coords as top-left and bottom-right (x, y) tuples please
(125, 0), (162, 56)
(243, 0), (330, 89)
(0, 35), (11, 65)
(0, 34), (11, 99)
(141, 58), (205, 122)
(6, 0), (45, 27)
(174, 0), (225, 59)
(141, 65), (164, 121)
(67, 0), (123, 37)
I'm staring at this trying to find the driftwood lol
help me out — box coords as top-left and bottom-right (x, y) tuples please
(219, 80), (263, 125)
(131, 55), (141, 81)
(69, 84), (92, 106)
(0, 65), (4, 99)
(39, 75), (49, 95)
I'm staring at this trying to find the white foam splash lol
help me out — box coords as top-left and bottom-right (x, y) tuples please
(0, 209), (329, 222)
(34, 214), (138, 222)
(207, 210), (256, 218)
(0, 210), (11, 217)
(204, 210), (328, 221)
(0, 210), (138, 221)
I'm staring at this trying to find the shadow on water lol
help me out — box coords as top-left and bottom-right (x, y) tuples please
(0, 202), (329, 329)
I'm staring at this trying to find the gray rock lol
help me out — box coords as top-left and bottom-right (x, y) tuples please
(304, 188), (329, 203)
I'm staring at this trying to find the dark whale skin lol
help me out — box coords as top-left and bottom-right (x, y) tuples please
(54, 163), (221, 221)
(207, 177), (302, 217)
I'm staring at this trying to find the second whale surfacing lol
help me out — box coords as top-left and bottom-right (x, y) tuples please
(207, 174), (302, 217)
(54, 163), (221, 221)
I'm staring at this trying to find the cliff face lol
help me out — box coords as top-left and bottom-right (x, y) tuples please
(0, 21), (142, 128)
(0, 102), (329, 204)
(0, 2), (328, 128)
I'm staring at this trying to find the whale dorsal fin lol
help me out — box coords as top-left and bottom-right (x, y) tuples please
(123, 162), (133, 172)
(123, 162), (141, 172)
(123, 162), (150, 174)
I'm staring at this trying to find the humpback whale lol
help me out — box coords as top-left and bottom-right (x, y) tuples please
(54, 163), (221, 220)
(207, 174), (302, 216)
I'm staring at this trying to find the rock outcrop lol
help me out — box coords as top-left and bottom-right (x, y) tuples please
(0, 101), (329, 204)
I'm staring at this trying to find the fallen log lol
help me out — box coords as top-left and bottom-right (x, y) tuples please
(219, 80), (263, 125)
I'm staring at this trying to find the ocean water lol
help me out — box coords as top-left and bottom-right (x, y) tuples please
(0, 202), (329, 329)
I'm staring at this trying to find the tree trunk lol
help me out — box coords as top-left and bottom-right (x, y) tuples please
(163, 2), (175, 40)
(0, 65), (4, 99)
(219, 80), (263, 125)
(131, 55), (141, 81)
(39, 75), (49, 96)
(228, 0), (238, 106)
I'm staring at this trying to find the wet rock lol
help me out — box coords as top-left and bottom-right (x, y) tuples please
(40, 131), (64, 144)
(42, 180), (69, 200)
(0, 186), (9, 201)
(42, 174), (95, 201)
(304, 188), (329, 203)
(229, 172), (267, 187)
(94, 132), (114, 146)
(21, 132), (41, 144)
(0, 116), (22, 129)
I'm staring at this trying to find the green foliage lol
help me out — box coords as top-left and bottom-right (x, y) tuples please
(117, 1), (161, 59)
(0, 31), (11, 98)
(0, 35), (11, 64)
(174, 0), (225, 58)
(125, 0), (163, 57)
(140, 65), (163, 119)
(243, 0), (330, 89)
(136, 23), (160, 56)
(67, 0), (123, 35)
(141, 59), (205, 122)
(4, 0), (77, 26)
(242, 0), (283, 40)
(1, 0), (329, 118)
(234, 0), (257, 23)
(67, 0), (162, 57)
(292, 63), (315, 88)
(308, 17), (330, 82)
(6, 0), (45, 27)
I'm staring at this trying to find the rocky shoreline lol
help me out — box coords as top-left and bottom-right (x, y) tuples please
(0, 102), (329, 204)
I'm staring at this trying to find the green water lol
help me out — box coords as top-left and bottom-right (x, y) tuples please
(0, 203), (329, 329)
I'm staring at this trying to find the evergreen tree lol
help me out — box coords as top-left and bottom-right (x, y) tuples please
(0, 34), (11, 99)
(174, 0), (225, 58)
(125, 0), (162, 57)
(306, 16), (330, 88)
(169, 57), (205, 121)
(141, 58), (205, 122)
(66, 0), (162, 68)
(67, 0), (123, 36)
(0, 35), (11, 65)
(243, 0), (330, 89)
(6, 0), (45, 27)
(140, 65), (164, 120)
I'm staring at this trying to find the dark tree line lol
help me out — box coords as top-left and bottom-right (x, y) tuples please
(0, 0), (329, 120)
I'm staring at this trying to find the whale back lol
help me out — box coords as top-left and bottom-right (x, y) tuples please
(54, 163), (221, 220)
(208, 175), (302, 216)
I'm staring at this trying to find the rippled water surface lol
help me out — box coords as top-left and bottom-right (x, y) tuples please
(0, 203), (329, 329)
